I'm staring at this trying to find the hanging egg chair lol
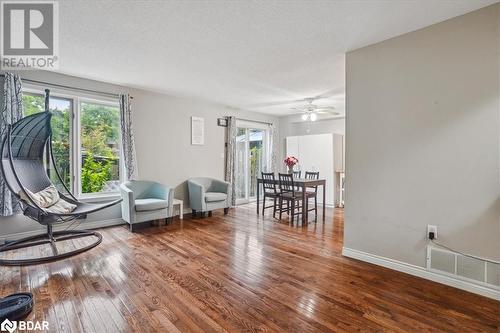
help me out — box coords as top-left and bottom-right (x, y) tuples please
(0, 89), (122, 266)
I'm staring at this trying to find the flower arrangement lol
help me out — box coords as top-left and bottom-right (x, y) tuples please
(284, 156), (299, 167)
(284, 156), (299, 173)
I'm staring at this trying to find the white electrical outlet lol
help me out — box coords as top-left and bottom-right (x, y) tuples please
(427, 225), (438, 239)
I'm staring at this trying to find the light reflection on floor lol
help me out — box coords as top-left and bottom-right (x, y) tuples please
(297, 294), (318, 318)
(232, 230), (264, 282)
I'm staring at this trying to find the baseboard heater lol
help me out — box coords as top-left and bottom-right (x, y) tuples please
(426, 245), (500, 290)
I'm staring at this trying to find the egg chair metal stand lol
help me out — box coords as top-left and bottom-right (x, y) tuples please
(0, 89), (121, 266)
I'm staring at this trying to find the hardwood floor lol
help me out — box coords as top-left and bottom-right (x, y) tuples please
(0, 206), (498, 332)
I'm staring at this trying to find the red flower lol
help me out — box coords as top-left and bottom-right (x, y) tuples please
(284, 156), (299, 167)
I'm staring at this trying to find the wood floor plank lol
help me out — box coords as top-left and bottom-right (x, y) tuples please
(0, 206), (498, 332)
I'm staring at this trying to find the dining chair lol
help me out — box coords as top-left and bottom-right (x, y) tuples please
(261, 172), (280, 218)
(292, 171), (302, 192)
(305, 171), (320, 222)
(278, 173), (315, 224)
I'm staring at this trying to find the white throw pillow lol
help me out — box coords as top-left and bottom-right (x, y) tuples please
(19, 185), (76, 214)
(19, 185), (60, 208)
(46, 198), (77, 214)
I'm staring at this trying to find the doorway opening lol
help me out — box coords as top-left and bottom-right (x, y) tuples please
(235, 121), (270, 204)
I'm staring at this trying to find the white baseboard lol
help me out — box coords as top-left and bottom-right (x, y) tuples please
(0, 218), (126, 244)
(342, 247), (500, 301)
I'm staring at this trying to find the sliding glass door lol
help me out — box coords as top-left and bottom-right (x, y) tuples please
(236, 128), (248, 201)
(235, 122), (269, 204)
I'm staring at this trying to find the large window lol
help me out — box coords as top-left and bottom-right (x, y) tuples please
(22, 88), (122, 198)
(80, 101), (121, 194)
(23, 93), (72, 191)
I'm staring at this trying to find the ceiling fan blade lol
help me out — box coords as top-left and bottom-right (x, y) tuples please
(246, 98), (311, 109)
(314, 106), (336, 110)
(312, 87), (345, 100)
(316, 110), (341, 115)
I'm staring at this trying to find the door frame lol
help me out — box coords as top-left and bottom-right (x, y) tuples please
(235, 120), (270, 205)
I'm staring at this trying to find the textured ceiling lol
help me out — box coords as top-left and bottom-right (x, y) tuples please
(56, 0), (498, 116)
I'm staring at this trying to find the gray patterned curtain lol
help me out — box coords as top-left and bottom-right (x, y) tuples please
(224, 116), (237, 206)
(119, 94), (138, 180)
(267, 123), (277, 172)
(1, 73), (23, 216)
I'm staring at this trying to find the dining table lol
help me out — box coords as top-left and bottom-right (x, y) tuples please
(256, 177), (326, 224)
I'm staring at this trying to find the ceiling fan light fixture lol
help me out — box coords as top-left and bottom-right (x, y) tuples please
(310, 113), (317, 121)
(301, 114), (308, 121)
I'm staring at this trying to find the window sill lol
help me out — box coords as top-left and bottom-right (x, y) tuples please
(78, 193), (121, 203)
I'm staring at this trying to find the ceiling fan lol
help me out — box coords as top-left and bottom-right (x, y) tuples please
(244, 87), (345, 109)
(291, 98), (340, 121)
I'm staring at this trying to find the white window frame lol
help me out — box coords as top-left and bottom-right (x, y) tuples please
(22, 84), (124, 201)
(234, 120), (270, 204)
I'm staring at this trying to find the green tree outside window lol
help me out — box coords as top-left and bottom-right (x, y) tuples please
(21, 94), (120, 195)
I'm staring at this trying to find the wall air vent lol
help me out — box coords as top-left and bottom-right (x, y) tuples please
(426, 246), (500, 289)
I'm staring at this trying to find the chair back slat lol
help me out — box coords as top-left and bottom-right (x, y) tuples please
(278, 173), (295, 195)
(292, 171), (302, 191)
(261, 172), (277, 194)
(305, 171), (320, 192)
(305, 171), (319, 180)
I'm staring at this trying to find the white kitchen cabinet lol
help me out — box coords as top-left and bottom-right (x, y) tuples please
(286, 134), (334, 205)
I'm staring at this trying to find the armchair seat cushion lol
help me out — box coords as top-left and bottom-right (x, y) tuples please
(135, 198), (169, 212)
(205, 192), (227, 203)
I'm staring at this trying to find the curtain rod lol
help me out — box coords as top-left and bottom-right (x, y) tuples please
(232, 116), (273, 126)
(0, 74), (133, 99)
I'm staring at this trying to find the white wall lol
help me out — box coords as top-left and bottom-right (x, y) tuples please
(0, 71), (277, 237)
(278, 116), (345, 172)
(286, 134), (335, 205)
(345, 3), (500, 267)
(278, 116), (345, 205)
(131, 89), (277, 206)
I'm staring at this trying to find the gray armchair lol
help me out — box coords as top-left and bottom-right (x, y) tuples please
(187, 177), (230, 217)
(120, 180), (174, 231)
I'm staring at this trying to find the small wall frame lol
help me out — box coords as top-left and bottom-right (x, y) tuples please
(191, 116), (205, 145)
(217, 118), (228, 127)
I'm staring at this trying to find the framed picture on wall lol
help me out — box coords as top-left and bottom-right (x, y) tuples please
(191, 116), (205, 145)
(217, 118), (228, 127)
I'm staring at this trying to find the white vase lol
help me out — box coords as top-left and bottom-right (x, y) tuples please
(287, 166), (294, 174)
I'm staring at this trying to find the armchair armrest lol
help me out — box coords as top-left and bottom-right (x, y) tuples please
(188, 179), (206, 211)
(120, 183), (135, 223)
(167, 187), (175, 216)
(211, 179), (230, 194)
